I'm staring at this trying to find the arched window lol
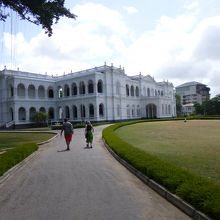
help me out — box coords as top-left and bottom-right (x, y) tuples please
(48, 107), (54, 119)
(48, 87), (54, 98)
(79, 81), (85, 95)
(39, 107), (46, 113)
(38, 85), (45, 98)
(18, 107), (26, 121)
(9, 107), (13, 121)
(71, 83), (77, 96)
(158, 90), (160, 96)
(57, 86), (63, 98)
(126, 84), (129, 96)
(28, 85), (36, 98)
(88, 80), (94, 94)
(135, 86), (139, 97)
(73, 105), (77, 119)
(99, 103), (104, 117)
(80, 104), (86, 118)
(89, 104), (94, 118)
(146, 104), (157, 118)
(131, 85), (134, 96)
(29, 107), (36, 121)
(161, 91), (164, 96)
(147, 88), (150, 96)
(17, 83), (25, 97)
(127, 105), (130, 117)
(64, 84), (70, 97)
(137, 105), (140, 117)
(155, 89), (157, 96)
(132, 105), (135, 117)
(65, 106), (70, 118)
(97, 80), (103, 93)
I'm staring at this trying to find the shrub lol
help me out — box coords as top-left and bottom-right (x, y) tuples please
(102, 120), (220, 219)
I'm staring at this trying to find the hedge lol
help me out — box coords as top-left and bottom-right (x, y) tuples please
(102, 120), (220, 219)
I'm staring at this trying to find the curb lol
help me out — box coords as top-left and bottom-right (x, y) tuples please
(37, 132), (59, 146)
(0, 150), (39, 186)
(103, 139), (211, 220)
(0, 132), (58, 187)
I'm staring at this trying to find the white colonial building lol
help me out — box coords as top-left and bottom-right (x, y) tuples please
(0, 63), (176, 128)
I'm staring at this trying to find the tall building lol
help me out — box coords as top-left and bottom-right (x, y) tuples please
(0, 63), (176, 128)
(176, 81), (210, 115)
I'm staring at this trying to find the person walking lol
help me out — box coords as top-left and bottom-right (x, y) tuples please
(85, 121), (94, 148)
(60, 118), (74, 151)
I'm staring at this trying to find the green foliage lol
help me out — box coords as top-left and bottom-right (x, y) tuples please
(0, 0), (76, 36)
(51, 124), (62, 130)
(188, 115), (220, 120)
(103, 120), (220, 219)
(194, 94), (220, 115)
(31, 111), (48, 125)
(193, 102), (203, 115)
(175, 94), (182, 116)
(0, 143), (38, 176)
(176, 179), (220, 219)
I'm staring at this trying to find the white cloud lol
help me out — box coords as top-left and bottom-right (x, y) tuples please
(2, 3), (129, 74)
(123, 6), (138, 14)
(2, 2), (220, 97)
(184, 0), (199, 12)
(154, 15), (220, 96)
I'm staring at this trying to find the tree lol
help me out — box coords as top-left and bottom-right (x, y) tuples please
(0, 0), (76, 36)
(32, 111), (48, 126)
(175, 94), (182, 116)
(194, 94), (220, 116)
(194, 102), (203, 115)
(211, 94), (220, 115)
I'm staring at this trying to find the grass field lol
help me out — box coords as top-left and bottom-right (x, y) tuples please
(115, 120), (220, 184)
(0, 132), (55, 150)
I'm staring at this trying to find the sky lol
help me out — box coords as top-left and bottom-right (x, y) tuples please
(1, 0), (220, 97)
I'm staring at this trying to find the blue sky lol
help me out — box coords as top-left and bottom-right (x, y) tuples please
(1, 0), (220, 97)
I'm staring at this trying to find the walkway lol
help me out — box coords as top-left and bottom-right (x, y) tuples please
(0, 126), (191, 220)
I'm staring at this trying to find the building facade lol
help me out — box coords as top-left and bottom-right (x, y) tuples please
(176, 81), (210, 115)
(0, 64), (176, 128)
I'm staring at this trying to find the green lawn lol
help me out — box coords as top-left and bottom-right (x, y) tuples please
(115, 120), (220, 184)
(0, 132), (55, 150)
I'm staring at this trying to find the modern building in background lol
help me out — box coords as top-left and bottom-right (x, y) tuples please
(176, 81), (210, 115)
(0, 63), (176, 128)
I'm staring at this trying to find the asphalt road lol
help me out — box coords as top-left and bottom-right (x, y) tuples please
(0, 125), (191, 220)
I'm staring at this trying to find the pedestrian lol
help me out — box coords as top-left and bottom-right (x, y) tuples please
(60, 118), (74, 151)
(85, 121), (94, 148)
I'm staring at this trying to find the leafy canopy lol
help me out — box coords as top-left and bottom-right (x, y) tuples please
(194, 94), (220, 115)
(0, 0), (76, 36)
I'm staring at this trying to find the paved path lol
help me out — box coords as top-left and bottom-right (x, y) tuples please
(0, 126), (191, 220)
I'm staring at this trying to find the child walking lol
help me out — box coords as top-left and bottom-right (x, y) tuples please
(85, 121), (94, 148)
